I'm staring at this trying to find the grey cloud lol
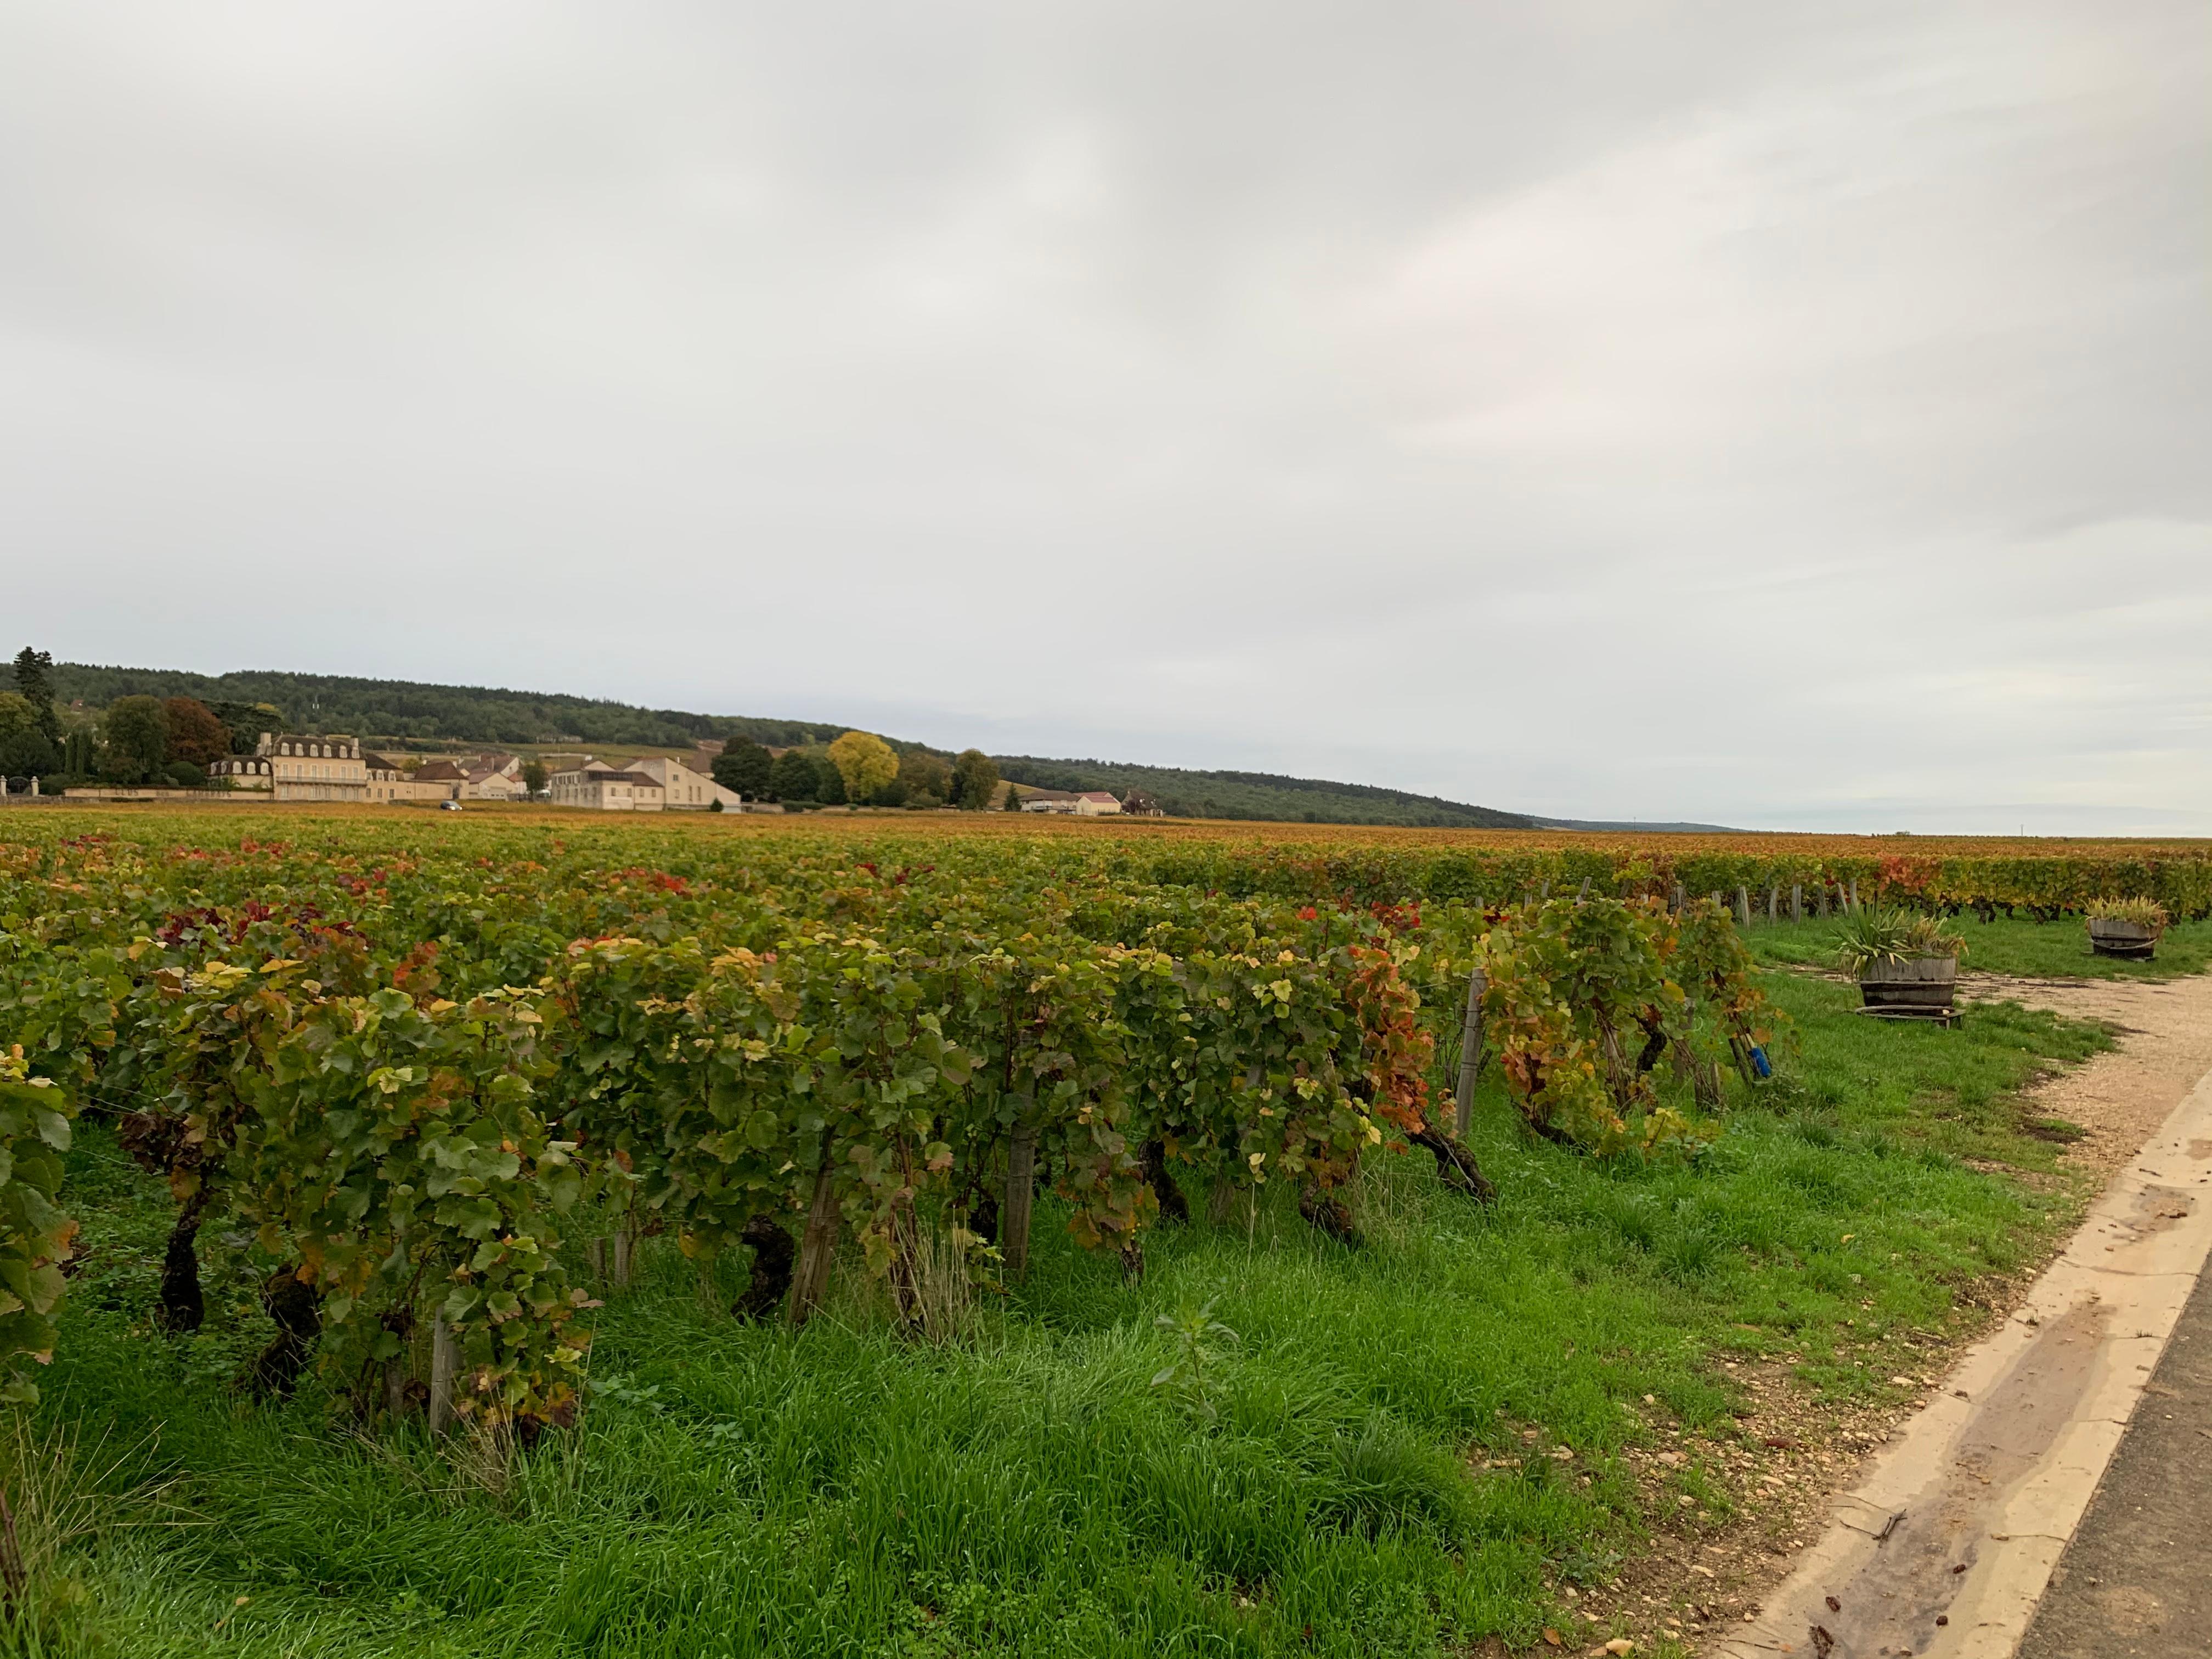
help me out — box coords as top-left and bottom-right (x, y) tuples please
(2, 1), (2205, 830)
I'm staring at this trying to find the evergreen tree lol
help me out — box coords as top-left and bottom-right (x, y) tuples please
(10, 648), (59, 743)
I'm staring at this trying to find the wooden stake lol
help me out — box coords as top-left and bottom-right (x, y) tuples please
(1454, 968), (1486, 1139)
(611, 1228), (633, 1289)
(1001, 1125), (1037, 1281)
(1848, 878), (1859, 913)
(384, 1345), (410, 1423)
(1669, 883), (1685, 913)
(428, 1317), (458, 1436)
(1767, 884), (1779, 922)
(789, 1150), (841, 1325)
(588, 1235), (606, 1285)
(1791, 883), (1803, 923)
(1735, 886), (1752, 927)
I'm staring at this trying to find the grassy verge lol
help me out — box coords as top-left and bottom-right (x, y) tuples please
(1746, 912), (2212, 980)
(15, 971), (2121, 1658)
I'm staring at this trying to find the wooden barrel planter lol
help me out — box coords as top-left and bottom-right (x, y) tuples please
(1858, 956), (1957, 1013)
(2087, 918), (2158, 961)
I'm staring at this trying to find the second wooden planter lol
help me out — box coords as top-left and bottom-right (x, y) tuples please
(2087, 919), (2158, 961)
(1858, 956), (1958, 1012)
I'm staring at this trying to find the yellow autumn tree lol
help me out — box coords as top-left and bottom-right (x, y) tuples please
(827, 731), (899, 804)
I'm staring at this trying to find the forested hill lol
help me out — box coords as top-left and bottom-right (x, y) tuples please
(993, 757), (1535, 828)
(27, 661), (1539, 827)
(38, 664), (846, 752)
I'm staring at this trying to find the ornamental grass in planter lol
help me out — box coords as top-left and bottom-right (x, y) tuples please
(2085, 896), (2166, 961)
(1835, 908), (1966, 1012)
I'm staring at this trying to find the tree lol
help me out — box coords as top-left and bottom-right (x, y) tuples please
(162, 697), (230, 767)
(768, 749), (821, 803)
(813, 754), (847, 805)
(896, 750), (954, 809)
(712, 740), (772, 799)
(9, 649), (59, 744)
(100, 697), (170, 785)
(0, 691), (57, 778)
(827, 731), (898, 804)
(1003, 785), (1023, 811)
(522, 761), (549, 798)
(59, 726), (96, 778)
(950, 749), (999, 810)
(210, 701), (276, 756)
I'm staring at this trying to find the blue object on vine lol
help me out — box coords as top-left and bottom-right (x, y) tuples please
(1748, 1045), (1773, 1079)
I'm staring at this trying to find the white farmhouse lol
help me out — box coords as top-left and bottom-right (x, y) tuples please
(619, 755), (743, 811)
(549, 764), (666, 812)
(1020, 789), (1124, 816)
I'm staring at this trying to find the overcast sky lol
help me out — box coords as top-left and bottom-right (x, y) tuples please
(4, 3), (2206, 832)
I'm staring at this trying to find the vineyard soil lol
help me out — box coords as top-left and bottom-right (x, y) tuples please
(3, 807), (2198, 1658)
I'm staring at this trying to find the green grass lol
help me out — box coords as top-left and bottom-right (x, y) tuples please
(1747, 912), (2212, 980)
(14, 972), (2125, 1658)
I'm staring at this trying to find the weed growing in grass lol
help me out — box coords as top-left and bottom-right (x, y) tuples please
(1150, 1297), (1239, 1424)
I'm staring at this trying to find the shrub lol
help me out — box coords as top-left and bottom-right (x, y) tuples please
(1834, 907), (1966, 975)
(2084, 896), (2166, 932)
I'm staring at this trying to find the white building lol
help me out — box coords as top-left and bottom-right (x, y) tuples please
(1021, 789), (1123, 816)
(208, 733), (368, 803)
(549, 764), (665, 812)
(620, 755), (743, 811)
(460, 766), (528, 802)
(360, 751), (457, 805)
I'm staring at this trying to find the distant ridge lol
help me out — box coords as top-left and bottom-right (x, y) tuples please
(19, 659), (1707, 830)
(991, 756), (1533, 829)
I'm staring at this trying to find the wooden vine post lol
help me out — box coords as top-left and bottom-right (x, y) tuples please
(1454, 968), (1487, 1139)
(1001, 1124), (1037, 1280)
(1791, 883), (1804, 923)
(428, 1316), (458, 1436)
(384, 1352), (410, 1422)
(1735, 886), (1752, 927)
(789, 1147), (842, 1325)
